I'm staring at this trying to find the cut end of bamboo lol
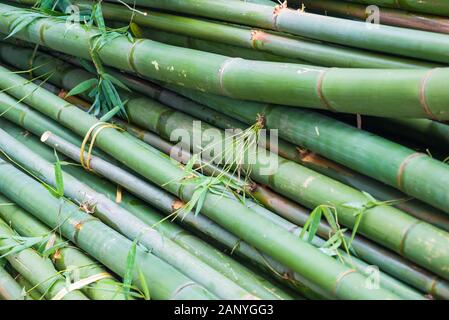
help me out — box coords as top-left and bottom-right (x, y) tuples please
(40, 131), (52, 143)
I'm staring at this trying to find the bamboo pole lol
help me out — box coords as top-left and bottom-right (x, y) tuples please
(165, 84), (449, 217)
(0, 262), (27, 300)
(12, 124), (422, 299)
(0, 217), (89, 300)
(341, 0), (449, 17)
(0, 104), (323, 300)
(88, 0), (437, 69)
(0, 66), (399, 300)
(298, 0), (449, 34)
(41, 131), (429, 300)
(0, 128), (255, 300)
(1, 3), (449, 119)
(0, 195), (132, 300)
(3, 46), (449, 284)
(105, 0), (449, 63)
(0, 159), (217, 300)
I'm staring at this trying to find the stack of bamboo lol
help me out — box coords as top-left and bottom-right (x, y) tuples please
(0, 0), (448, 300)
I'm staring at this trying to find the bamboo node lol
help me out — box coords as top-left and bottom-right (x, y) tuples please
(217, 57), (241, 97)
(396, 152), (426, 191)
(419, 68), (440, 120)
(317, 69), (337, 112)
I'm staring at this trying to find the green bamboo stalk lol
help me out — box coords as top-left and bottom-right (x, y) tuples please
(40, 134), (299, 300)
(38, 130), (427, 299)
(4, 44), (444, 291)
(132, 27), (306, 64)
(298, 0), (449, 34)
(342, 0), (449, 17)
(0, 194), (132, 300)
(4, 46), (449, 284)
(0, 129), (255, 300)
(0, 217), (89, 300)
(22, 130), (427, 299)
(116, 116), (449, 300)
(88, 0), (436, 69)
(0, 261), (27, 300)
(0, 99), (322, 300)
(166, 85), (449, 217)
(108, 0), (449, 63)
(13, 273), (41, 300)
(0, 64), (399, 300)
(0, 159), (217, 300)
(1, 3), (449, 119)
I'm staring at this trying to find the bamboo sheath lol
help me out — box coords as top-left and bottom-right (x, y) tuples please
(79, 0), (437, 69)
(108, 0), (449, 63)
(0, 103), (322, 300)
(0, 262), (27, 300)
(1, 4), (449, 119)
(0, 129), (254, 300)
(0, 160), (218, 300)
(298, 0), (449, 34)
(166, 85), (449, 217)
(0, 217), (89, 300)
(4, 46), (449, 285)
(0, 68), (399, 300)
(0, 195), (132, 300)
(342, 0), (449, 17)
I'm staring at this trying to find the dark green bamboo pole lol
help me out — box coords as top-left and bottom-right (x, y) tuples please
(0, 261), (27, 300)
(0, 217), (89, 300)
(362, 118), (449, 153)
(298, 0), (449, 34)
(86, 0), (437, 69)
(0, 129), (254, 300)
(0, 160), (217, 300)
(1, 4), (449, 119)
(0, 67), (400, 300)
(342, 0), (449, 17)
(107, 0), (449, 63)
(0, 195), (132, 300)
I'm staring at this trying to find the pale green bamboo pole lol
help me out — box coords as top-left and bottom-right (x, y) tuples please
(0, 217), (89, 300)
(0, 101), (322, 300)
(0, 261), (27, 300)
(0, 66), (399, 300)
(0, 128), (255, 300)
(0, 159), (217, 300)
(0, 194), (132, 300)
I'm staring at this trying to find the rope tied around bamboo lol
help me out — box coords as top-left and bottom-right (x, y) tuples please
(79, 122), (124, 171)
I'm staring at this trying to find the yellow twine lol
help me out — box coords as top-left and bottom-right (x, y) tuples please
(80, 122), (123, 171)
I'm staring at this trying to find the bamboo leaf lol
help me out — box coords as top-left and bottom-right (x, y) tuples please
(137, 267), (150, 300)
(123, 237), (138, 300)
(66, 78), (97, 97)
(53, 149), (64, 198)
